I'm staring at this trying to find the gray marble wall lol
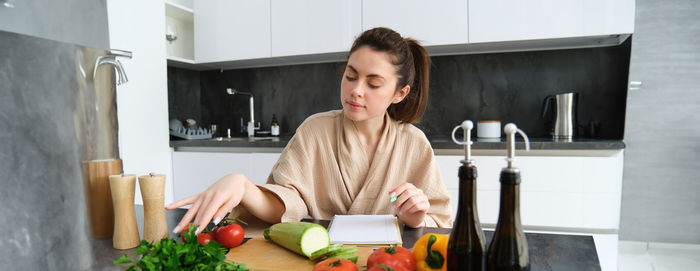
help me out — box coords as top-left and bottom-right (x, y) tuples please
(620, 0), (700, 243)
(168, 39), (631, 139)
(0, 0), (113, 267)
(0, 0), (109, 49)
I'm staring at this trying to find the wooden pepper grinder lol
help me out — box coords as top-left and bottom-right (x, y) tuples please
(81, 158), (122, 238)
(109, 173), (140, 249)
(138, 173), (168, 242)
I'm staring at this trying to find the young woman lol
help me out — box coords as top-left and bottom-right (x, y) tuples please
(167, 27), (452, 233)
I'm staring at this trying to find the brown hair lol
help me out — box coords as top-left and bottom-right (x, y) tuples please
(349, 27), (431, 124)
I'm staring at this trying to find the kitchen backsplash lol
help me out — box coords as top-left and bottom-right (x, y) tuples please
(168, 37), (631, 139)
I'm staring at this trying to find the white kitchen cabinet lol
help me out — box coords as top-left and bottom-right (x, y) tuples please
(270, 0), (361, 56)
(437, 150), (624, 231)
(194, 0), (271, 63)
(468, 0), (635, 43)
(171, 151), (281, 202)
(362, 0), (469, 46)
(165, 1), (195, 63)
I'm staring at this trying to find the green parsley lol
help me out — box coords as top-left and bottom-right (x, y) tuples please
(114, 225), (248, 271)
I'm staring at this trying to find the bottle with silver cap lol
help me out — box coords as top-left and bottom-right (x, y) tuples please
(486, 123), (531, 271)
(448, 120), (486, 270)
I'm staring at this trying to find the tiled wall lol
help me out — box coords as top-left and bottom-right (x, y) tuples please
(169, 39), (631, 139)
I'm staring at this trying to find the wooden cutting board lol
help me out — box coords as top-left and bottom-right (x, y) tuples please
(226, 238), (374, 271)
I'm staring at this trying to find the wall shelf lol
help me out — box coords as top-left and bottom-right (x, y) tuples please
(165, 1), (194, 63)
(165, 2), (193, 22)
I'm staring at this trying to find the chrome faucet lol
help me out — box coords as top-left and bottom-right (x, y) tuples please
(226, 88), (260, 137)
(93, 49), (132, 85)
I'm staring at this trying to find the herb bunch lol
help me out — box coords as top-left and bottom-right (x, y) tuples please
(114, 225), (248, 271)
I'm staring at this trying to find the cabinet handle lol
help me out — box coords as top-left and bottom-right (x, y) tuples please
(2, 0), (15, 8)
(629, 81), (643, 91)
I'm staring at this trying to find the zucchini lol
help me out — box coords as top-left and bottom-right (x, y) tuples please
(263, 222), (330, 258)
(309, 244), (358, 262)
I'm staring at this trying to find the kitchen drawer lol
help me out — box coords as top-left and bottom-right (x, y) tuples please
(172, 152), (280, 201)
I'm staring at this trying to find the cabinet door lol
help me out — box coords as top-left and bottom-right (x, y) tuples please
(362, 0), (469, 46)
(436, 151), (623, 230)
(469, 0), (635, 43)
(271, 0), (361, 56)
(248, 153), (282, 185)
(172, 152), (251, 202)
(194, 0), (271, 63)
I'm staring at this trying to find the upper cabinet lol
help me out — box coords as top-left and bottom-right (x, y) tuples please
(182, 0), (634, 68)
(195, 0), (271, 63)
(362, 0), (469, 46)
(165, 1), (194, 63)
(271, 0), (362, 57)
(468, 0), (635, 43)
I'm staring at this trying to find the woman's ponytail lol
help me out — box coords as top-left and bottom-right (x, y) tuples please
(388, 38), (430, 124)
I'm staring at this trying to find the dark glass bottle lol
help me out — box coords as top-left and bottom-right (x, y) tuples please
(447, 162), (486, 271)
(486, 169), (529, 271)
(270, 114), (280, 137)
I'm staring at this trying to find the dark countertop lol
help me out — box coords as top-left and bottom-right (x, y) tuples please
(95, 207), (600, 270)
(169, 136), (625, 151)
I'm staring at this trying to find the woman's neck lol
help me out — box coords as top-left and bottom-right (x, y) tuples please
(352, 113), (385, 143)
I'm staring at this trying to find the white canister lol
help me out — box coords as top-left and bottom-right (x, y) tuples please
(477, 121), (501, 138)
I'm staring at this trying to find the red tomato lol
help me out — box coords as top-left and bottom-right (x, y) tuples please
(312, 258), (358, 271)
(367, 246), (415, 271)
(215, 223), (245, 248)
(197, 232), (215, 245)
(368, 264), (396, 271)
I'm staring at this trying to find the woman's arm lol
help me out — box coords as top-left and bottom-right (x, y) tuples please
(166, 173), (285, 233)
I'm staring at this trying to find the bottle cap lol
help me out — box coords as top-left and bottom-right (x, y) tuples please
(504, 123), (530, 168)
(451, 120), (474, 163)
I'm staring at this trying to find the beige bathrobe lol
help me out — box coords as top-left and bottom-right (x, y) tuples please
(259, 110), (452, 228)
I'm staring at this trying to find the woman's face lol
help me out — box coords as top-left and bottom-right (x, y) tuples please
(341, 46), (409, 123)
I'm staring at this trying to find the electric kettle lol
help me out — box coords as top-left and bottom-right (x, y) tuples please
(541, 92), (578, 139)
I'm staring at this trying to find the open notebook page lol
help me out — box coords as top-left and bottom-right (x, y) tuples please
(328, 215), (402, 245)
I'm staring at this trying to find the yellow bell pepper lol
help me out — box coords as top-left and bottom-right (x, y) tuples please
(412, 233), (449, 271)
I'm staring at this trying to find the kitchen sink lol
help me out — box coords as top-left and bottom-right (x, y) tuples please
(210, 137), (279, 142)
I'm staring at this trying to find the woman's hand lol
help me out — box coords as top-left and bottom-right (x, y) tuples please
(390, 183), (430, 228)
(166, 173), (248, 234)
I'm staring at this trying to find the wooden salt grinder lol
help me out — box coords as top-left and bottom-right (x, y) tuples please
(139, 173), (168, 242)
(109, 174), (140, 249)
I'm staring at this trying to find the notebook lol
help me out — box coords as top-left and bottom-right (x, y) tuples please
(328, 214), (402, 246)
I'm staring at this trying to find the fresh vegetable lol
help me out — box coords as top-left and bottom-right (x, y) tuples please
(310, 243), (344, 261)
(263, 222), (330, 258)
(214, 218), (247, 248)
(367, 246), (415, 271)
(197, 232), (215, 245)
(412, 234), (449, 271)
(368, 264), (396, 271)
(310, 243), (359, 263)
(114, 224), (248, 271)
(180, 223), (198, 242)
(312, 258), (359, 271)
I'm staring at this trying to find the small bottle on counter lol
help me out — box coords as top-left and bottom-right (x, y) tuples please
(486, 123), (531, 271)
(271, 114), (280, 137)
(447, 120), (486, 271)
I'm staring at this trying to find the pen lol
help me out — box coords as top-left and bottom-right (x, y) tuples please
(389, 192), (403, 203)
